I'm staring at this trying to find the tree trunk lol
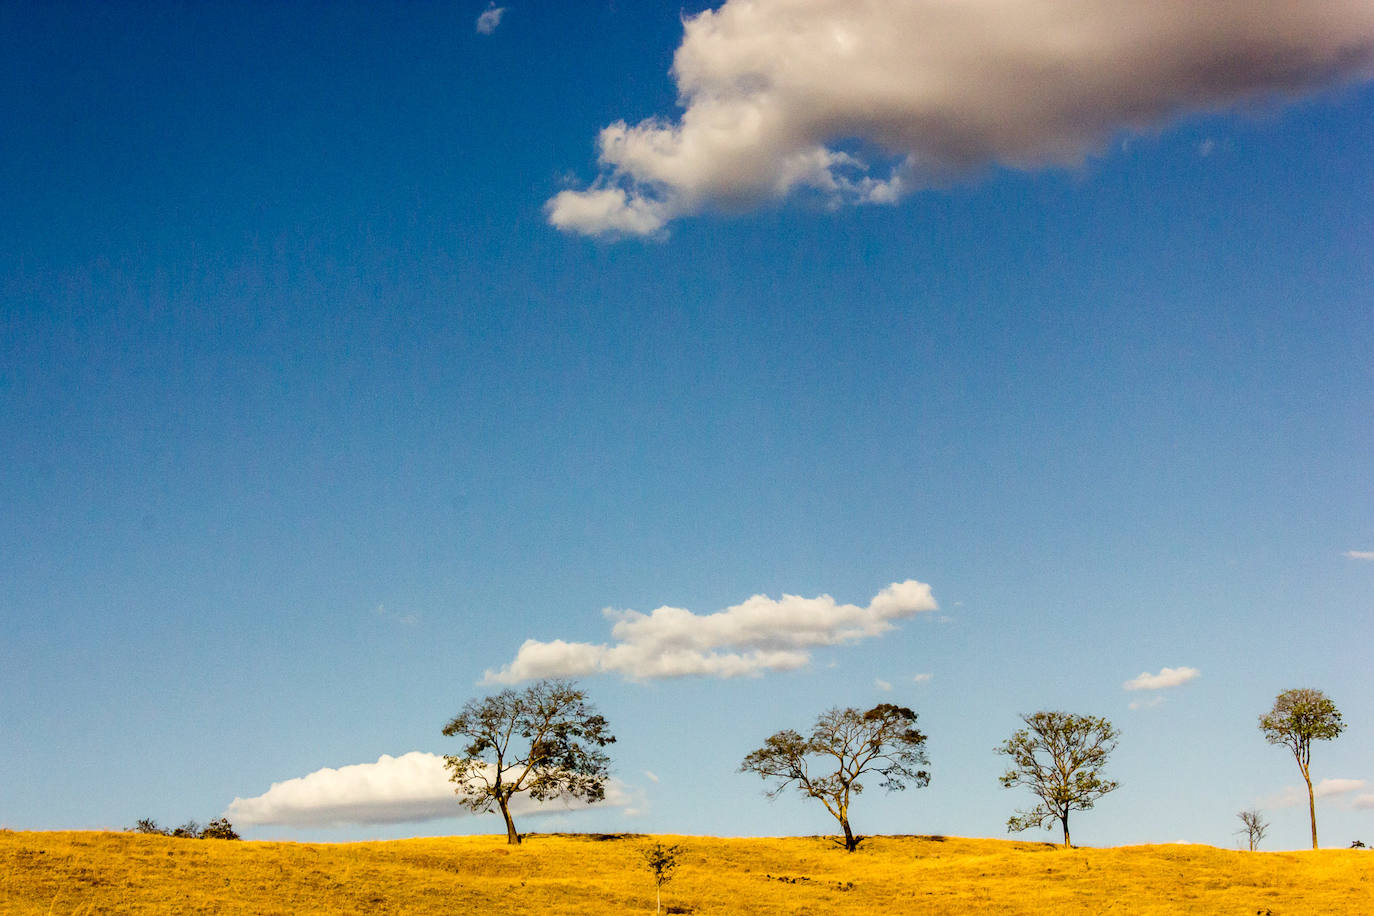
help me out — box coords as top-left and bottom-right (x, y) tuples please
(1303, 766), (1318, 849)
(841, 816), (858, 852)
(499, 798), (520, 845)
(1061, 810), (1070, 848)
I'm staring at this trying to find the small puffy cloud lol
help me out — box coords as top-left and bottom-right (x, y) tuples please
(225, 752), (628, 828)
(1344, 550), (1374, 560)
(912, 673), (932, 684)
(875, 678), (893, 692)
(1123, 666), (1200, 691)
(483, 579), (938, 683)
(475, 4), (505, 35)
(548, 0), (1374, 237)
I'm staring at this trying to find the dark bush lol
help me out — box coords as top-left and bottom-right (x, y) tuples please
(201, 818), (240, 840)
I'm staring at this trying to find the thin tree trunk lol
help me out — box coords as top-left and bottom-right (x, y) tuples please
(1303, 767), (1318, 849)
(1061, 810), (1070, 848)
(499, 798), (520, 845)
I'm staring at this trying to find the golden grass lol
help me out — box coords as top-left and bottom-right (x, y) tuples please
(2, 829), (1370, 915)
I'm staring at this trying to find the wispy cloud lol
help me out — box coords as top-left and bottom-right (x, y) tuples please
(875, 678), (893, 692)
(475, 4), (506, 36)
(225, 752), (629, 828)
(1264, 778), (1367, 809)
(1344, 550), (1374, 560)
(1128, 696), (1166, 711)
(483, 579), (938, 683)
(912, 673), (933, 684)
(1354, 793), (1374, 810)
(1123, 666), (1200, 691)
(548, 0), (1374, 237)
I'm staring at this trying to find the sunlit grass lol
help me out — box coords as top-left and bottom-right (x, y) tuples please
(2, 829), (1370, 914)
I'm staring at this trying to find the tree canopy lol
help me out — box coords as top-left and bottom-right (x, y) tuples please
(1259, 687), (1344, 849)
(442, 678), (615, 844)
(739, 703), (930, 851)
(996, 710), (1119, 848)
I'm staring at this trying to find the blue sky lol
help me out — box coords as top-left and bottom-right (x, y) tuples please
(2, 1), (1372, 850)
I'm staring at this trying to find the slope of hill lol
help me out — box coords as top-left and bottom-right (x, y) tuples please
(1, 830), (1368, 914)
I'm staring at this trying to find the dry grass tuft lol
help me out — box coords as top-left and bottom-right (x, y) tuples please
(2, 830), (1370, 914)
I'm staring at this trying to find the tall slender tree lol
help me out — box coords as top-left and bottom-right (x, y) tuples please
(1259, 687), (1344, 849)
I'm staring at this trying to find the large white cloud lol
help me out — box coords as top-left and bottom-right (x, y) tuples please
(1123, 666), (1200, 691)
(483, 579), (938, 683)
(225, 752), (629, 828)
(547, 0), (1374, 236)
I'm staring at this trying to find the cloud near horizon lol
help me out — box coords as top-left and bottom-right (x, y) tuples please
(1266, 777), (1367, 809)
(1123, 666), (1200, 691)
(547, 0), (1374, 237)
(1344, 550), (1374, 560)
(225, 752), (630, 828)
(483, 579), (938, 683)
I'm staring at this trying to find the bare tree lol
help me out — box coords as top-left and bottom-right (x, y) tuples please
(740, 703), (930, 852)
(997, 711), (1119, 848)
(1259, 687), (1344, 849)
(442, 679), (615, 844)
(1236, 809), (1268, 851)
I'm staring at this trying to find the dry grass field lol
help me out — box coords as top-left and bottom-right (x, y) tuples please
(2, 829), (1370, 915)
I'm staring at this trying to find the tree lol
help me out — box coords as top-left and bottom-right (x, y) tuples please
(640, 842), (683, 914)
(996, 711), (1119, 848)
(201, 817), (240, 840)
(739, 703), (930, 852)
(1259, 687), (1344, 849)
(442, 678), (616, 845)
(1236, 808), (1268, 851)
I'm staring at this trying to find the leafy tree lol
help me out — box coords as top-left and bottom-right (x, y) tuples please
(442, 678), (616, 845)
(1236, 808), (1268, 851)
(1259, 687), (1344, 849)
(739, 703), (930, 852)
(201, 817), (240, 840)
(640, 842), (683, 914)
(996, 710), (1119, 848)
(169, 820), (203, 839)
(130, 818), (166, 835)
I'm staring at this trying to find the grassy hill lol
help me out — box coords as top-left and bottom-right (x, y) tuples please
(2, 830), (1369, 914)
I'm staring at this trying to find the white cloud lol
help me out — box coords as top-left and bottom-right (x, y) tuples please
(548, 0), (1374, 237)
(475, 4), (505, 36)
(483, 579), (938, 683)
(1317, 778), (1367, 798)
(1123, 666), (1200, 691)
(643, 770), (659, 783)
(1128, 696), (1166, 711)
(1344, 550), (1374, 560)
(875, 678), (893, 691)
(912, 673), (932, 684)
(1354, 793), (1374, 810)
(1265, 778), (1367, 809)
(225, 752), (629, 828)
